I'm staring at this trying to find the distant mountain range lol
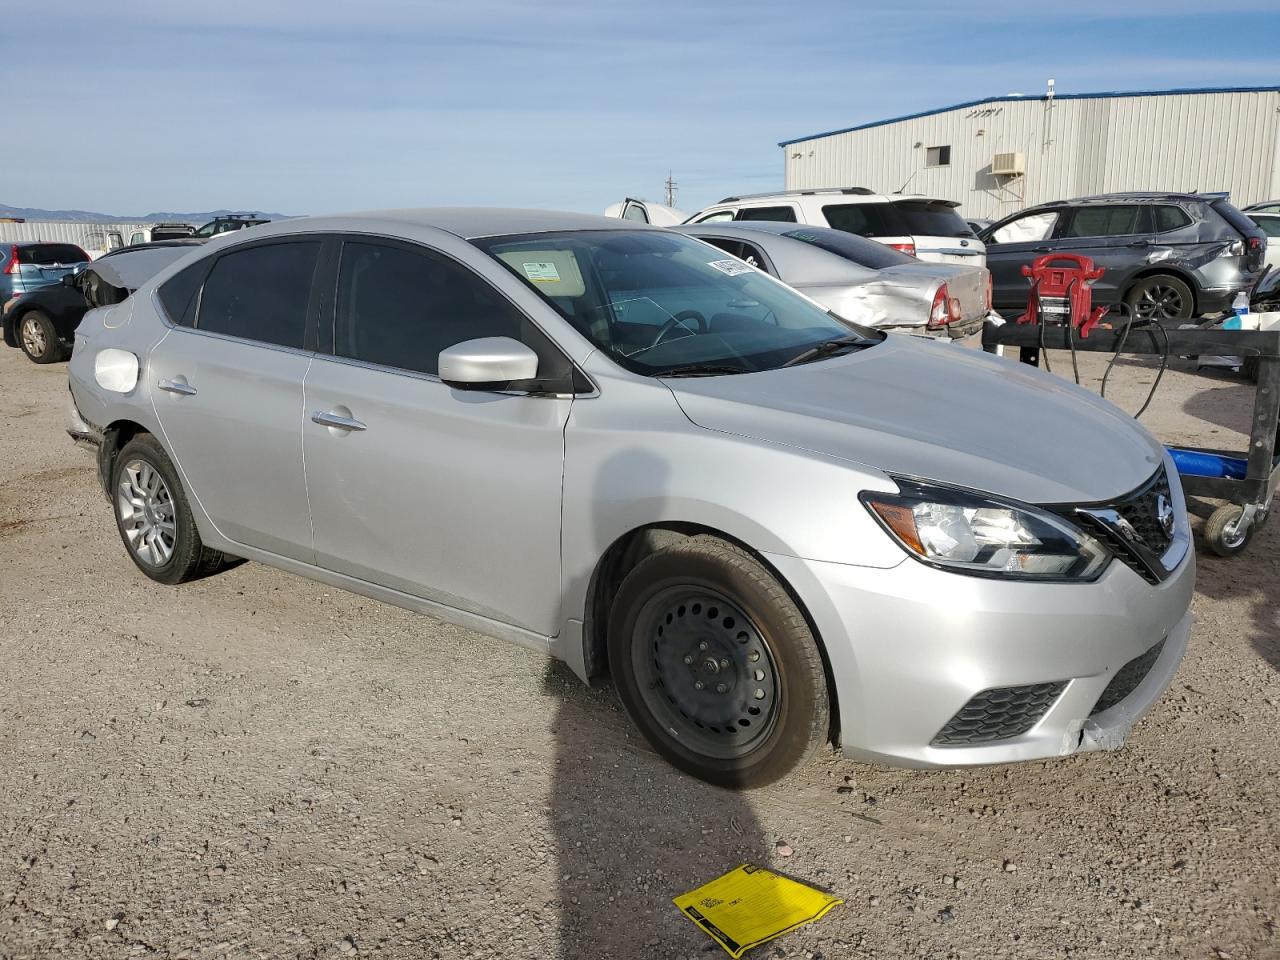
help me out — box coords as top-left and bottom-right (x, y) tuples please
(0, 202), (291, 224)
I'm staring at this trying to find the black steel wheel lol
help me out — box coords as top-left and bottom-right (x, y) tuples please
(608, 535), (830, 788)
(1124, 275), (1194, 323)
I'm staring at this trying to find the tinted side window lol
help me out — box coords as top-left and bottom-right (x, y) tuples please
(1063, 205), (1144, 238)
(821, 203), (882, 236)
(196, 241), (319, 348)
(157, 260), (210, 326)
(1153, 205), (1192, 232)
(622, 203), (650, 223)
(695, 211), (734, 223)
(335, 241), (563, 380)
(736, 206), (797, 223)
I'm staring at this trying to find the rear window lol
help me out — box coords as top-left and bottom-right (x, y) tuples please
(782, 228), (916, 269)
(19, 244), (88, 265)
(1212, 199), (1263, 238)
(823, 201), (973, 239)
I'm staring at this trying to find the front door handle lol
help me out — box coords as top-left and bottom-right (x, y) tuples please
(1032, 246), (1052, 253)
(1126, 240), (1150, 248)
(311, 411), (367, 432)
(157, 378), (197, 396)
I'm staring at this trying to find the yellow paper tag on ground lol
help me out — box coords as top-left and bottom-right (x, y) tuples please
(673, 864), (842, 958)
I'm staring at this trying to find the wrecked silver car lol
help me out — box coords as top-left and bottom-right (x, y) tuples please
(677, 221), (992, 337)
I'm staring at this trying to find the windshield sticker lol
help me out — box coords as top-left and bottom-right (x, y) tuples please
(707, 258), (755, 277)
(522, 261), (562, 283)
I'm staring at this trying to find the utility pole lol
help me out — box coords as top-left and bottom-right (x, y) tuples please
(664, 171), (678, 209)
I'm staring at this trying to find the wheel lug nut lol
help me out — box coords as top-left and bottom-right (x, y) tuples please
(694, 681), (705, 691)
(698, 641), (708, 651)
(719, 658), (730, 670)
(715, 683), (728, 694)
(682, 654), (693, 665)
(748, 651), (760, 662)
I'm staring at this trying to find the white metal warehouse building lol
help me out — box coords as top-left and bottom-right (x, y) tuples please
(780, 85), (1280, 221)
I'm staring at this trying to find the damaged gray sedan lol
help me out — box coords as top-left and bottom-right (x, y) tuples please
(677, 221), (992, 337)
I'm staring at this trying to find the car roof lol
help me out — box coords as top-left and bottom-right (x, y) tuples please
(708, 189), (959, 208)
(251, 208), (645, 241)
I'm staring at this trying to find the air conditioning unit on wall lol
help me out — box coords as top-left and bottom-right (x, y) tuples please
(992, 152), (1026, 176)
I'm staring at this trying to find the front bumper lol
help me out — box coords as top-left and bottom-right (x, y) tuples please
(765, 541), (1194, 768)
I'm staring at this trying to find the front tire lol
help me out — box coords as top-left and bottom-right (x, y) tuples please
(18, 311), (65, 363)
(608, 535), (830, 788)
(1124, 275), (1194, 323)
(111, 434), (225, 584)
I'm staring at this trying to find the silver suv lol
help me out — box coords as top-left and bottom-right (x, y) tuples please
(68, 209), (1193, 787)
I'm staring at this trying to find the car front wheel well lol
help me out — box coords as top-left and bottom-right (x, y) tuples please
(582, 522), (839, 745)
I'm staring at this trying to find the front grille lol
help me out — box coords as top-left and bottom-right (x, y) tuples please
(1090, 639), (1164, 716)
(1072, 465), (1176, 584)
(932, 681), (1067, 746)
(1113, 466), (1174, 554)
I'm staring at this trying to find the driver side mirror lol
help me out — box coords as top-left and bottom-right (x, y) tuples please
(438, 337), (539, 389)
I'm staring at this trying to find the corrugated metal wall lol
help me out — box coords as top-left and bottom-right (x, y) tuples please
(0, 221), (156, 255)
(783, 90), (1280, 220)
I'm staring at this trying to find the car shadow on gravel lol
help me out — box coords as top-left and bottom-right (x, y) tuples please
(1186, 496), (1280, 673)
(545, 661), (769, 959)
(544, 448), (772, 958)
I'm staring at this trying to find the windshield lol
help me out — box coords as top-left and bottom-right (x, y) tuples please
(781, 228), (916, 268)
(474, 230), (881, 375)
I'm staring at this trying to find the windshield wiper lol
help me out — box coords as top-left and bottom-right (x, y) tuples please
(650, 364), (748, 378)
(781, 334), (871, 368)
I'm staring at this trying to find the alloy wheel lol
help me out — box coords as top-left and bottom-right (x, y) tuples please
(1134, 284), (1185, 322)
(116, 459), (177, 567)
(631, 588), (780, 760)
(20, 317), (47, 357)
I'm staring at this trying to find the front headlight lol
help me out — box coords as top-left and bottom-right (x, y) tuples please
(862, 479), (1110, 581)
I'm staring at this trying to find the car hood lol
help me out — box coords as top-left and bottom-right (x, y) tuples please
(665, 335), (1164, 505)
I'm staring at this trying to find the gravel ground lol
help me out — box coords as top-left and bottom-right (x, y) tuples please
(0, 342), (1277, 960)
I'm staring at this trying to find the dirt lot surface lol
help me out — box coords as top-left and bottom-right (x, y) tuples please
(0, 343), (1277, 960)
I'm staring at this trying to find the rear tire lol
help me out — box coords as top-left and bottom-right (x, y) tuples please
(1124, 275), (1194, 323)
(18, 311), (64, 364)
(111, 434), (225, 584)
(608, 535), (830, 788)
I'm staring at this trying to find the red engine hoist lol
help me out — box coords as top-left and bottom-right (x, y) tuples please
(1015, 253), (1109, 337)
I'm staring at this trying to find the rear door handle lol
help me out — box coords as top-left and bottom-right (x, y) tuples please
(157, 378), (197, 396)
(311, 411), (367, 432)
(1126, 240), (1150, 248)
(1032, 246), (1051, 253)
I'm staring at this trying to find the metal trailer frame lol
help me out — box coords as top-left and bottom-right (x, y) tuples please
(981, 321), (1280, 555)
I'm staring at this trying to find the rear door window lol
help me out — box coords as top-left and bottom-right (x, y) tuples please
(736, 206), (797, 223)
(20, 244), (88, 265)
(196, 241), (320, 349)
(1062, 205), (1146, 238)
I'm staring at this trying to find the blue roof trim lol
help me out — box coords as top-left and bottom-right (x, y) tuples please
(777, 85), (1280, 147)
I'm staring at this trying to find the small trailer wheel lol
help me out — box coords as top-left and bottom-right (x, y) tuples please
(1204, 504), (1252, 557)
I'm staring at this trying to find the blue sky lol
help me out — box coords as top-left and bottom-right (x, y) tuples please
(6, 0), (1278, 217)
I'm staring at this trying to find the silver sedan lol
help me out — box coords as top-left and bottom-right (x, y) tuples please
(67, 208), (1193, 787)
(678, 221), (992, 337)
